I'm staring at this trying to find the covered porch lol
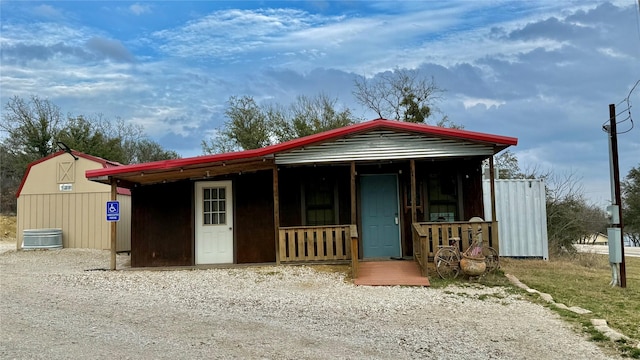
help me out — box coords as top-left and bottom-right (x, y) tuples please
(273, 156), (501, 282)
(275, 219), (499, 282)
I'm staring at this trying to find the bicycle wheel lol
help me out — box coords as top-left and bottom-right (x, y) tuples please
(435, 247), (461, 279)
(482, 246), (500, 272)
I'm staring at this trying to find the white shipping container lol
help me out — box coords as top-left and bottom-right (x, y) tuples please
(483, 179), (549, 259)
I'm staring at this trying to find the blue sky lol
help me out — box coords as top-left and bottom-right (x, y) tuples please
(1, 1), (639, 207)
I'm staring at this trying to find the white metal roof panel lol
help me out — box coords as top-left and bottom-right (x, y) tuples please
(275, 130), (494, 165)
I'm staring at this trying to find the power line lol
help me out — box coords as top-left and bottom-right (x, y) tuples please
(604, 80), (639, 134)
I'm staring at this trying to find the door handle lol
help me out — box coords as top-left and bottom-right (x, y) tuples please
(395, 215), (399, 225)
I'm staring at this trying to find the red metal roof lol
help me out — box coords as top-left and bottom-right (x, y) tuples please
(16, 150), (129, 197)
(86, 118), (518, 180)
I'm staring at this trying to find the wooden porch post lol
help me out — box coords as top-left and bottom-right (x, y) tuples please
(110, 178), (117, 271)
(350, 161), (357, 224)
(410, 159), (417, 261)
(410, 160), (417, 224)
(489, 155), (499, 250)
(350, 161), (358, 275)
(273, 165), (281, 265)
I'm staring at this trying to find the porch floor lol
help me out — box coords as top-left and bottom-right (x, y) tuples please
(353, 260), (430, 286)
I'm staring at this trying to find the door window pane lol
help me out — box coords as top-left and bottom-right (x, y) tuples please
(202, 186), (227, 225)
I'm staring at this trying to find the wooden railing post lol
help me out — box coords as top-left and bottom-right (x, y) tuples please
(412, 223), (428, 277)
(273, 166), (281, 265)
(414, 221), (496, 260)
(350, 224), (358, 278)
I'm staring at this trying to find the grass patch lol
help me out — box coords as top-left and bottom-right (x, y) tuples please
(0, 215), (16, 240)
(501, 253), (640, 357)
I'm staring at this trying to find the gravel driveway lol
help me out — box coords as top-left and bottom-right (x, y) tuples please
(0, 242), (618, 359)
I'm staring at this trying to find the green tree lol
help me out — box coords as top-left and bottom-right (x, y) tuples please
(226, 96), (271, 150)
(57, 116), (126, 163)
(130, 139), (180, 163)
(622, 164), (640, 246)
(1, 95), (63, 164)
(202, 93), (358, 154)
(353, 68), (454, 126)
(1, 95), (179, 213)
(271, 93), (355, 142)
(493, 150), (521, 179)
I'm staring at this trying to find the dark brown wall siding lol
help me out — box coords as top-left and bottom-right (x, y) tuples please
(234, 171), (276, 263)
(128, 159), (487, 266)
(131, 181), (193, 267)
(278, 167), (302, 227)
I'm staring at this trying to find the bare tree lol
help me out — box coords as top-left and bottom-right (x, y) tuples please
(353, 68), (447, 124)
(622, 164), (640, 246)
(544, 171), (608, 255)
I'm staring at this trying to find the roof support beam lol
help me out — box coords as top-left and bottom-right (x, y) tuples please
(350, 161), (357, 225)
(273, 165), (281, 265)
(110, 178), (117, 271)
(489, 155), (499, 249)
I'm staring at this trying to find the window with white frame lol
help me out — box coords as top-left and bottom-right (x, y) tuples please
(202, 187), (226, 225)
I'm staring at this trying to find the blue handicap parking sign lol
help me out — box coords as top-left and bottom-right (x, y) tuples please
(106, 201), (120, 222)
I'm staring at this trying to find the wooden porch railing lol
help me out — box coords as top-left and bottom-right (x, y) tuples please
(412, 223), (429, 276)
(278, 225), (354, 262)
(412, 221), (499, 262)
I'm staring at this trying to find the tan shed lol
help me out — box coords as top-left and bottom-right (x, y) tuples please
(16, 150), (131, 252)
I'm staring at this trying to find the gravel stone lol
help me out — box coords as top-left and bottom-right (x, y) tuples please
(0, 244), (619, 359)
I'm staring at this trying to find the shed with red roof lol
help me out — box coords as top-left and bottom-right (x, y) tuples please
(87, 119), (517, 271)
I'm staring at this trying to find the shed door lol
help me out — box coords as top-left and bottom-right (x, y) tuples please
(195, 181), (233, 264)
(360, 174), (401, 258)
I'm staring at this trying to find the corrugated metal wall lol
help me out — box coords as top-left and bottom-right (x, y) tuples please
(275, 130), (494, 164)
(483, 179), (549, 259)
(17, 192), (132, 251)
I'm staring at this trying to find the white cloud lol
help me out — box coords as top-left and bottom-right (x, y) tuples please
(129, 3), (151, 16)
(31, 4), (64, 19)
(461, 97), (505, 109)
(1, 0), (638, 207)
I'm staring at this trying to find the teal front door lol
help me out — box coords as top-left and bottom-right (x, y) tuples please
(360, 174), (401, 258)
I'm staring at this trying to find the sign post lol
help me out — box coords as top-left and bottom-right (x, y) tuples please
(108, 180), (119, 270)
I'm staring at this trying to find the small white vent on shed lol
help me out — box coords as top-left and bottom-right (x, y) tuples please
(22, 228), (63, 249)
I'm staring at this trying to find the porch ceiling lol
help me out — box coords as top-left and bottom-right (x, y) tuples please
(88, 158), (275, 187)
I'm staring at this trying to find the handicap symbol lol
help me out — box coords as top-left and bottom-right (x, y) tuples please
(108, 204), (117, 213)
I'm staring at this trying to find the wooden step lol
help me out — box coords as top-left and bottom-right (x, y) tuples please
(354, 261), (430, 286)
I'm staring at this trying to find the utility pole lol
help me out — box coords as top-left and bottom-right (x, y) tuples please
(606, 103), (626, 288)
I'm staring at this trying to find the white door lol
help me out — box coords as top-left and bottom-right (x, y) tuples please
(195, 181), (233, 264)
